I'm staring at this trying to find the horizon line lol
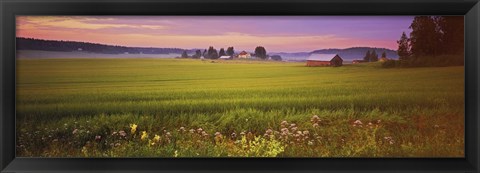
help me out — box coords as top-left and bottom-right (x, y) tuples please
(16, 37), (398, 53)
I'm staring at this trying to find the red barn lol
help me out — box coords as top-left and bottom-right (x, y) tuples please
(306, 54), (343, 67)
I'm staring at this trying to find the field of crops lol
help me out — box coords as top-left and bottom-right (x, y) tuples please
(16, 58), (464, 157)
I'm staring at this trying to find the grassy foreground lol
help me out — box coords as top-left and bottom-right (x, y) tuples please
(16, 58), (464, 157)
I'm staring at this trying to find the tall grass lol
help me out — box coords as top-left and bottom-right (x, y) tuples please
(16, 59), (464, 157)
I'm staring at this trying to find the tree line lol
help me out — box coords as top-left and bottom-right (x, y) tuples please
(16, 37), (189, 54)
(181, 46), (272, 60)
(362, 50), (387, 62)
(384, 16), (464, 68)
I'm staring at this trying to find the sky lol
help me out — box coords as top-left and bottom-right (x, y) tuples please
(16, 16), (414, 52)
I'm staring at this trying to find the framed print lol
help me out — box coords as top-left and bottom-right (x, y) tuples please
(1, 0), (479, 172)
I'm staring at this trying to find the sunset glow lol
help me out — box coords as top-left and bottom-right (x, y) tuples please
(16, 16), (413, 52)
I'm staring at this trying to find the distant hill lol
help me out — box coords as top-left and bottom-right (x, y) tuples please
(16, 37), (195, 55)
(272, 47), (398, 61)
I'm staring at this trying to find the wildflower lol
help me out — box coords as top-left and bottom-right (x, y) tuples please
(165, 132), (172, 140)
(353, 120), (363, 126)
(197, 128), (203, 134)
(303, 130), (309, 136)
(179, 127), (186, 132)
(72, 129), (79, 135)
(214, 132), (223, 143)
(95, 135), (102, 141)
(265, 129), (273, 136)
(311, 115), (321, 124)
(141, 131), (148, 141)
(201, 131), (209, 137)
(153, 134), (161, 142)
(118, 131), (127, 137)
(291, 127), (298, 132)
(280, 128), (289, 135)
(384, 136), (394, 145)
(130, 124), (138, 134)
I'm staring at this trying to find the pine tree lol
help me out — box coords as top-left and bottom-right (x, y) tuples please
(219, 48), (226, 57)
(363, 50), (371, 62)
(370, 49), (378, 62)
(207, 46), (218, 59)
(397, 32), (410, 61)
(409, 16), (441, 57)
(226, 47), (235, 56)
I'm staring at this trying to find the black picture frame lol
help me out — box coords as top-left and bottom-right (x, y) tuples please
(1, 0), (479, 172)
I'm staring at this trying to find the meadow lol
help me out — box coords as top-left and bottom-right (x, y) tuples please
(16, 58), (464, 157)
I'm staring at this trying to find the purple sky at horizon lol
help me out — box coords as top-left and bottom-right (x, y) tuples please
(16, 16), (414, 52)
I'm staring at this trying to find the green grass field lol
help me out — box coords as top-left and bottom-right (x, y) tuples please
(16, 58), (464, 157)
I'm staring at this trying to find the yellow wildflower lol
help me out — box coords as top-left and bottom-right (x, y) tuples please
(130, 124), (138, 134)
(153, 134), (161, 142)
(141, 131), (148, 141)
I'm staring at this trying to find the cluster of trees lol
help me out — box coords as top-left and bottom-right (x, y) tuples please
(180, 46), (275, 60)
(390, 16), (464, 67)
(17, 37), (188, 54)
(362, 50), (387, 62)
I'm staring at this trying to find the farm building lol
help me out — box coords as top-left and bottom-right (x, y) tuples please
(238, 51), (251, 58)
(306, 54), (343, 67)
(219, 55), (232, 60)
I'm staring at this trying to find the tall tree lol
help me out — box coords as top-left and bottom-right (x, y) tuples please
(397, 32), (411, 61)
(219, 48), (226, 57)
(363, 50), (371, 62)
(207, 46), (218, 59)
(254, 46), (267, 59)
(226, 47), (235, 56)
(202, 49), (207, 58)
(193, 50), (202, 58)
(181, 50), (188, 58)
(409, 16), (441, 57)
(435, 16), (464, 54)
(370, 49), (378, 62)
